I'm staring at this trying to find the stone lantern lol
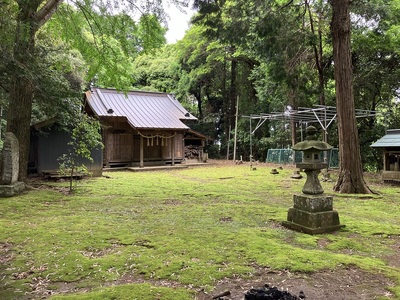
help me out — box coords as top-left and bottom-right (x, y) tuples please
(282, 126), (344, 234)
(293, 125), (331, 195)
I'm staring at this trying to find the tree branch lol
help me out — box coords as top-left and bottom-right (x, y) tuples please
(279, 0), (294, 10)
(34, 0), (64, 30)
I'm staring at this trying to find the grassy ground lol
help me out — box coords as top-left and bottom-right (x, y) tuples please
(0, 162), (399, 299)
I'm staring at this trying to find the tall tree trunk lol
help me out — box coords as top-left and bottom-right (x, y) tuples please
(306, 0), (326, 106)
(7, 6), (37, 182)
(7, 75), (34, 182)
(5, 0), (63, 181)
(195, 87), (203, 121)
(331, 0), (371, 193)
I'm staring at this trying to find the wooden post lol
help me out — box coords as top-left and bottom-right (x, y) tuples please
(171, 135), (175, 166)
(140, 135), (144, 168)
(104, 129), (109, 167)
(384, 151), (387, 171)
(134, 131), (135, 167)
(202, 138), (205, 162)
(226, 125), (231, 160)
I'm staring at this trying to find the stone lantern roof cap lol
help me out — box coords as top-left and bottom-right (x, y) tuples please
(292, 140), (332, 151)
(292, 125), (332, 151)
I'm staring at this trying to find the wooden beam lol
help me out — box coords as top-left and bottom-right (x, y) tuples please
(171, 136), (175, 166)
(140, 135), (144, 168)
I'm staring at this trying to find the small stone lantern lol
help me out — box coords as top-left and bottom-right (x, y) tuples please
(282, 126), (344, 234)
(292, 125), (331, 195)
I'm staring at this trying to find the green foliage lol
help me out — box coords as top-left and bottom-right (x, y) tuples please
(176, 25), (227, 115)
(1, 2), (88, 124)
(46, 4), (134, 90)
(178, 0), (400, 170)
(29, 37), (87, 124)
(58, 113), (103, 193)
(132, 45), (180, 92)
(137, 14), (167, 52)
(0, 1), (17, 89)
(347, 0), (400, 171)
(49, 4), (169, 90)
(185, 0), (336, 159)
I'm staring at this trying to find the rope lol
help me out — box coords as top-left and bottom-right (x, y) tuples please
(138, 131), (176, 147)
(137, 131), (177, 139)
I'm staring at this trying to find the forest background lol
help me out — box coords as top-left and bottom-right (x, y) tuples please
(1, 0), (400, 179)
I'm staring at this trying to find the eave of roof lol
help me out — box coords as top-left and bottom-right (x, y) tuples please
(186, 129), (213, 140)
(371, 129), (400, 148)
(85, 87), (197, 130)
(32, 116), (58, 130)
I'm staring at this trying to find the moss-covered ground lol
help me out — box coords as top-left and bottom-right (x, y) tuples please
(0, 162), (399, 299)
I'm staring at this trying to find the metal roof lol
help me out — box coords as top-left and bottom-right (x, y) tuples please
(85, 87), (197, 130)
(371, 129), (400, 148)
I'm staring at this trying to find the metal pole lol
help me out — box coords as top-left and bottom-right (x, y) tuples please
(300, 121), (303, 141)
(250, 117), (253, 169)
(233, 96), (239, 162)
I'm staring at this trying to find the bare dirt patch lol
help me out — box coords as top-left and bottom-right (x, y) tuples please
(383, 235), (400, 269)
(78, 243), (123, 259)
(197, 266), (394, 300)
(0, 241), (14, 264)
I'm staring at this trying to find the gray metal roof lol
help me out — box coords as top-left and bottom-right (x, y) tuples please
(371, 129), (400, 148)
(85, 87), (197, 130)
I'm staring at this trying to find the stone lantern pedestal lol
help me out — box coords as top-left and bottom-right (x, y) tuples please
(282, 126), (344, 234)
(283, 194), (343, 234)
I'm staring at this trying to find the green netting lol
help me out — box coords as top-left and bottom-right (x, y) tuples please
(328, 148), (339, 169)
(266, 148), (339, 168)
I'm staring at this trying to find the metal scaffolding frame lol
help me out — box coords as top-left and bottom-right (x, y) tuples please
(243, 105), (379, 165)
(247, 105), (377, 135)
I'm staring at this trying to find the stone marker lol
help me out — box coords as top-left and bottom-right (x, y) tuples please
(1, 132), (19, 184)
(0, 132), (25, 197)
(290, 169), (302, 179)
(270, 168), (279, 174)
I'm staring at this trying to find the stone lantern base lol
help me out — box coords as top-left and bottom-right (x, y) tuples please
(282, 194), (345, 234)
